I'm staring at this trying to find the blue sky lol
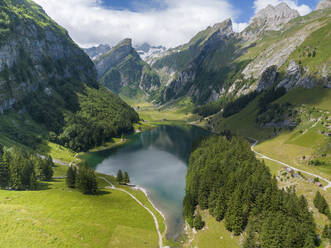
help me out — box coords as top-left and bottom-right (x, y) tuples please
(34, 0), (320, 47)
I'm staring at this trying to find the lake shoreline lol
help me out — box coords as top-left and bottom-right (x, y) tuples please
(133, 185), (168, 236)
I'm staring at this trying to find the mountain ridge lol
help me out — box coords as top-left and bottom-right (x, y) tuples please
(0, 0), (138, 151)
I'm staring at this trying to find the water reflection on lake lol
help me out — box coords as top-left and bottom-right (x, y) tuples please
(83, 125), (210, 239)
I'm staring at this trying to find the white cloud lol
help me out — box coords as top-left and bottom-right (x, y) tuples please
(33, 0), (244, 48)
(253, 0), (312, 16)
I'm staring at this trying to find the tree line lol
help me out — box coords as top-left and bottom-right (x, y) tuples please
(0, 144), (53, 190)
(66, 163), (98, 194)
(184, 135), (318, 247)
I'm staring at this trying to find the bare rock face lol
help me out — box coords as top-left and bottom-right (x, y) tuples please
(316, 0), (331, 10)
(161, 19), (234, 102)
(257, 65), (278, 91)
(0, 0), (97, 113)
(242, 3), (299, 40)
(278, 61), (316, 90)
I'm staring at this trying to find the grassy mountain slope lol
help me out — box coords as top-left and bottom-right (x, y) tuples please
(152, 8), (330, 106)
(0, 0), (138, 152)
(95, 39), (160, 100)
(212, 88), (331, 176)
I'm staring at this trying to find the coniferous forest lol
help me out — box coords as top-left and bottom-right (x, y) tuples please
(184, 136), (318, 248)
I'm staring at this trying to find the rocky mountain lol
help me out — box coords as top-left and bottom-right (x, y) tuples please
(83, 44), (111, 60)
(316, 0), (331, 10)
(0, 0), (138, 150)
(135, 43), (166, 62)
(151, 3), (330, 105)
(242, 3), (300, 40)
(158, 18), (237, 103)
(94, 38), (160, 98)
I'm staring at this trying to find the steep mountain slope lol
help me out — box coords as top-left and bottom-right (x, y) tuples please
(0, 0), (138, 151)
(94, 38), (160, 99)
(152, 3), (330, 105)
(160, 19), (239, 104)
(151, 21), (234, 87)
(83, 44), (111, 60)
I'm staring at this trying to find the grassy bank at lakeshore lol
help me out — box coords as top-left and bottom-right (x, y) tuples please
(0, 164), (167, 248)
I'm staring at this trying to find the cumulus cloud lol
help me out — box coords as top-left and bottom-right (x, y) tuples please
(33, 0), (244, 48)
(253, 0), (312, 15)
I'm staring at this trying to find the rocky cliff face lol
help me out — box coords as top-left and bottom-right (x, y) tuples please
(95, 38), (160, 96)
(151, 3), (330, 105)
(0, 0), (97, 113)
(160, 19), (238, 103)
(83, 44), (111, 60)
(316, 0), (331, 10)
(242, 3), (300, 40)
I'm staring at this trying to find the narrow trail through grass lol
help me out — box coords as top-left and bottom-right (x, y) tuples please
(99, 177), (167, 248)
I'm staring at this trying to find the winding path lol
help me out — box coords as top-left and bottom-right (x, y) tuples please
(99, 177), (166, 248)
(249, 138), (331, 190)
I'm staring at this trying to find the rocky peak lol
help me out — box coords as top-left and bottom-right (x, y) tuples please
(213, 18), (233, 37)
(242, 3), (299, 40)
(117, 38), (133, 48)
(253, 3), (299, 30)
(316, 0), (331, 10)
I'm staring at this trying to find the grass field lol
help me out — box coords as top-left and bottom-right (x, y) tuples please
(184, 211), (240, 248)
(0, 165), (166, 248)
(134, 98), (197, 123)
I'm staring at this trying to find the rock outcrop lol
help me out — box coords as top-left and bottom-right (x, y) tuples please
(316, 0), (331, 10)
(278, 61), (316, 90)
(242, 3), (300, 40)
(257, 65), (278, 91)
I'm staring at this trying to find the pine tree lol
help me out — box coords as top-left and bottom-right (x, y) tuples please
(40, 158), (54, 181)
(0, 150), (10, 188)
(66, 166), (76, 188)
(29, 173), (37, 190)
(243, 227), (257, 248)
(225, 189), (245, 235)
(193, 213), (205, 230)
(75, 164), (98, 194)
(117, 169), (123, 184)
(314, 191), (330, 218)
(123, 171), (130, 184)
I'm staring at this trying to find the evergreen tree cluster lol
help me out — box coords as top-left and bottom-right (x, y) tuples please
(313, 191), (331, 219)
(184, 136), (317, 247)
(116, 169), (130, 185)
(193, 99), (227, 118)
(66, 164), (98, 194)
(258, 87), (286, 113)
(0, 145), (54, 190)
(55, 87), (139, 152)
(223, 92), (258, 118)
